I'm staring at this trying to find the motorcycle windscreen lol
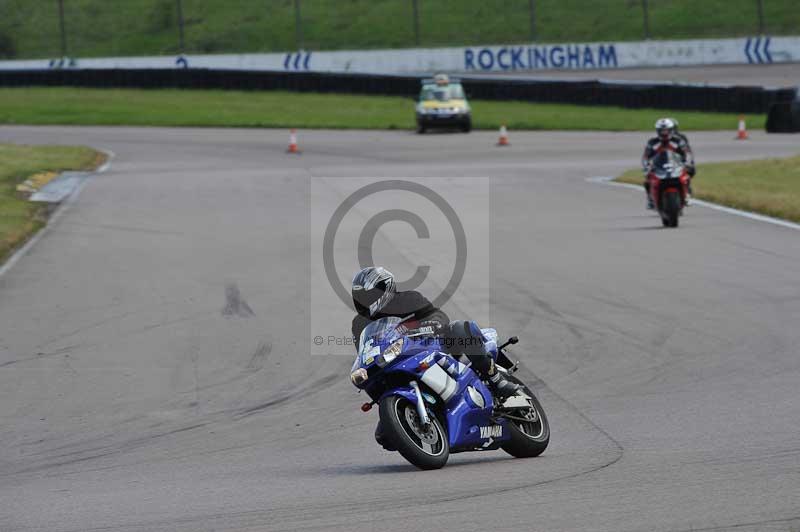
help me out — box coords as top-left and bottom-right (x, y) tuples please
(652, 151), (685, 179)
(354, 316), (404, 370)
(358, 316), (404, 352)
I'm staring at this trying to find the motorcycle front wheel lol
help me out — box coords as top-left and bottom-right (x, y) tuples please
(663, 191), (681, 227)
(379, 395), (449, 470)
(500, 375), (550, 458)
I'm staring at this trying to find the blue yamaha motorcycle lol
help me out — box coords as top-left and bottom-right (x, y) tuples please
(350, 317), (549, 470)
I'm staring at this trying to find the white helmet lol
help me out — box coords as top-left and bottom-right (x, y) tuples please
(655, 118), (675, 140)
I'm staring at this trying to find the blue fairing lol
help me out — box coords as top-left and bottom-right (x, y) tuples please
(379, 387), (418, 405)
(448, 360), (515, 450)
(356, 318), (512, 452)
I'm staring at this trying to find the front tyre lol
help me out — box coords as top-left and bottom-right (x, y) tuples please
(664, 191), (681, 228)
(379, 395), (449, 470)
(500, 375), (550, 458)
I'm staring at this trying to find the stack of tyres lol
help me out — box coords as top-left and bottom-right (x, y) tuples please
(766, 88), (800, 133)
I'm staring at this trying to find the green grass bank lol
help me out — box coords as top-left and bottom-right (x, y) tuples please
(0, 144), (101, 264)
(0, 88), (760, 131)
(0, 0), (797, 59)
(616, 155), (800, 223)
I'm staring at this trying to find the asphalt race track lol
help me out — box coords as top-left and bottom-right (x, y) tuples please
(1, 126), (799, 532)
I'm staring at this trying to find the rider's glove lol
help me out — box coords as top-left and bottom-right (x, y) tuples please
(419, 319), (444, 332)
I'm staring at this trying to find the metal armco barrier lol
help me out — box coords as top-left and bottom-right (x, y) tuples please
(0, 68), (796, 114)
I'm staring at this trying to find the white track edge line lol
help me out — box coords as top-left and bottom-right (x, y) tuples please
(587, 175), (800, 231)
(0, 149), (116, 279)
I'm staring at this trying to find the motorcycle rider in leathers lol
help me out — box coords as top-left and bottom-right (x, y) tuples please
(350, 266), (520, 449)
(642, 118), (695, 209)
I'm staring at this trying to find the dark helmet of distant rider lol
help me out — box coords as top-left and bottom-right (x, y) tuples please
(655, 117), (676, 143)
(351, 266), (396, 318)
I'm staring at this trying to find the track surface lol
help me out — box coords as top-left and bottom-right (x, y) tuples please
(1, 126), (799, 532)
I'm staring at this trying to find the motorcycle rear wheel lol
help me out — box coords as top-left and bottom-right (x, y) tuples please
(379, 395), (449, 470)
(500, 376), (550, 458)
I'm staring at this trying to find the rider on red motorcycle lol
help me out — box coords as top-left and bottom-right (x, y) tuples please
(642, 118), (695, 208)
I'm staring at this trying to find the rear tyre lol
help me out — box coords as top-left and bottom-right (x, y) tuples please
(500, 376), (550, 458)
(379, 395), (449, 470)
(416, 124), (426, 134)
(664, 191), (680, 228)
(460, 120), (472, 133)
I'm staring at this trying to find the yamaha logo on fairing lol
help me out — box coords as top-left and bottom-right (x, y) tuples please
(480, 425), (502, 439)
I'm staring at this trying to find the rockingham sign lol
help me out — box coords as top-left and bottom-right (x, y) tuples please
(461, 36), (798, 71)
(464, 43), (618, 70)
(0, 36), (797, 74)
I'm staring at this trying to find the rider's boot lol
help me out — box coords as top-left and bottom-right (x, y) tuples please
(445, 320), (521, 401)
(486, 360), (521, 400)
(374, 420), (397, 451)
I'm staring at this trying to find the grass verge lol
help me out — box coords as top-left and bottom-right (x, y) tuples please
(0, 88), (760, 132)
(616, 155), (800, 223)
(1, 0), (798, 58)
(0, 144), (103, 264)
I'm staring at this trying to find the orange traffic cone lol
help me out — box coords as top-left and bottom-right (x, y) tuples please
(736, 116), (749, 140)
(497, 124), (510, 146)
(287, 129), (300, 153)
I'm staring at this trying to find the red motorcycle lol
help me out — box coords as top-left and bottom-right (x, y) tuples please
(647, 151), (690, 228)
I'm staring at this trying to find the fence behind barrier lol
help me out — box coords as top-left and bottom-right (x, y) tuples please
(1, 1), (794, 60)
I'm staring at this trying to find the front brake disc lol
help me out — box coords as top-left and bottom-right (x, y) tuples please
(404, 405), (438, 444)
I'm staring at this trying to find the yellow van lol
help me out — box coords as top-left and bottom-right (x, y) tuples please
(415, 74), (472, 134)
